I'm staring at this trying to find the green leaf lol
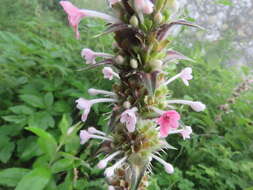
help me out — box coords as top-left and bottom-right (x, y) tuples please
(51, 158), (73, 174)
(1, 115), (27, 124)
(44, 92), (54, 107)
(244, 187), (253, 190)
(59, 114), (70, 135)
(28, 112), (55, 129)
(0, 136), (15, 163)
(15, 167), (51, 190)
(19, 94), (45, 108)
(57, 172), (73, 190)
(0, 168), (30, 187)
(9, 105), (34, 115)
(17, 136), (41, 161)
(26, 127), (57, 161)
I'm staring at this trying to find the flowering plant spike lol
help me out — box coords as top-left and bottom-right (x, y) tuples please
(60, 0), (205, 189)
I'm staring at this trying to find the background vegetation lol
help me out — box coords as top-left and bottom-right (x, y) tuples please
(0, 0), (252, 190)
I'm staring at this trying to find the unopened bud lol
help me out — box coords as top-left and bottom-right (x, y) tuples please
(130, 59), (138, 69)
(167, 0), (179, 13)
(149, 60), (163, 70)
(123, 101), (131, 109)
(130, 15), (139, 27)
(115, 55), (124, 64)
(154, 12), (163, 24)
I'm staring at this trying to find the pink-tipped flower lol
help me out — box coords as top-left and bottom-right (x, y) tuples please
(79, 130), (112, 144)
(102, 67), (120, 80)
(180, 126), (192, 140)
(180, 68), (193, 86)
(167, 100), (206, 112)
(134, 0), (154, 14)
(60, 1), (120, 39)
(169, 126), (193, 140)
(164, 67), (193, 86)
(152, 155), (174, 174)
(97, 151), (121, 169)
(59, 1), (85, 39)
(120, 107), (138, 132)
(81, 48), (112, 64)
(88, 88), (116, 97)
(76, 98), (117, 122)
(157, 110), (180, 137)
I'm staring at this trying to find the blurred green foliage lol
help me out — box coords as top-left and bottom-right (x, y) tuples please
(0, 0), (252, 190)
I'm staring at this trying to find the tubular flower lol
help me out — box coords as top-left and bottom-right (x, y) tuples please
(79, 130), (112, 144)
(88, 88), (116, 96)
(168, 126), (193, 140)
(120, 107), (138, 132)
(180, 126), (193, 140)
(157, 110), (181, 138)
(97, 151), (122, 169)
(102, 67), (120, 80)
(180, 68), (193, 86)
(167, 100), (206, 112)
(164, 67), (193, 86)
(152, 155), (174, 174)
(60, 1), (120, 39)
(81, 48), (113, 64)
(76, 98), (117, 122)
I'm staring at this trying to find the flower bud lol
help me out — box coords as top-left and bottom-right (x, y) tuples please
(130, 15), (139, 27)
(130, 59), (138, 69)
(123, 101), (131, 109)
(115, 55), (124, 64)
(154, 12), (163, 24)
(97, 160), (107, 169)
(149, 60), (163, 70)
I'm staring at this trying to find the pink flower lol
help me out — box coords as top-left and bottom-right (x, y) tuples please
(180, 126), (192, 140)
(180, 67), (193, 86)
(102, 67), (120, 80)
(81, 48), (112, 64)
(164, 67), (193, 86)
(60, 1), (86, 39)
(76, 98), (92, 122)
(157, 110), (180, 137)
(76, 98), (117, 122)
(79, 130), (91, 144)
(60, 1), (120, 39)
(120, 107), (138, 132)
(134, 0), (154, 14)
